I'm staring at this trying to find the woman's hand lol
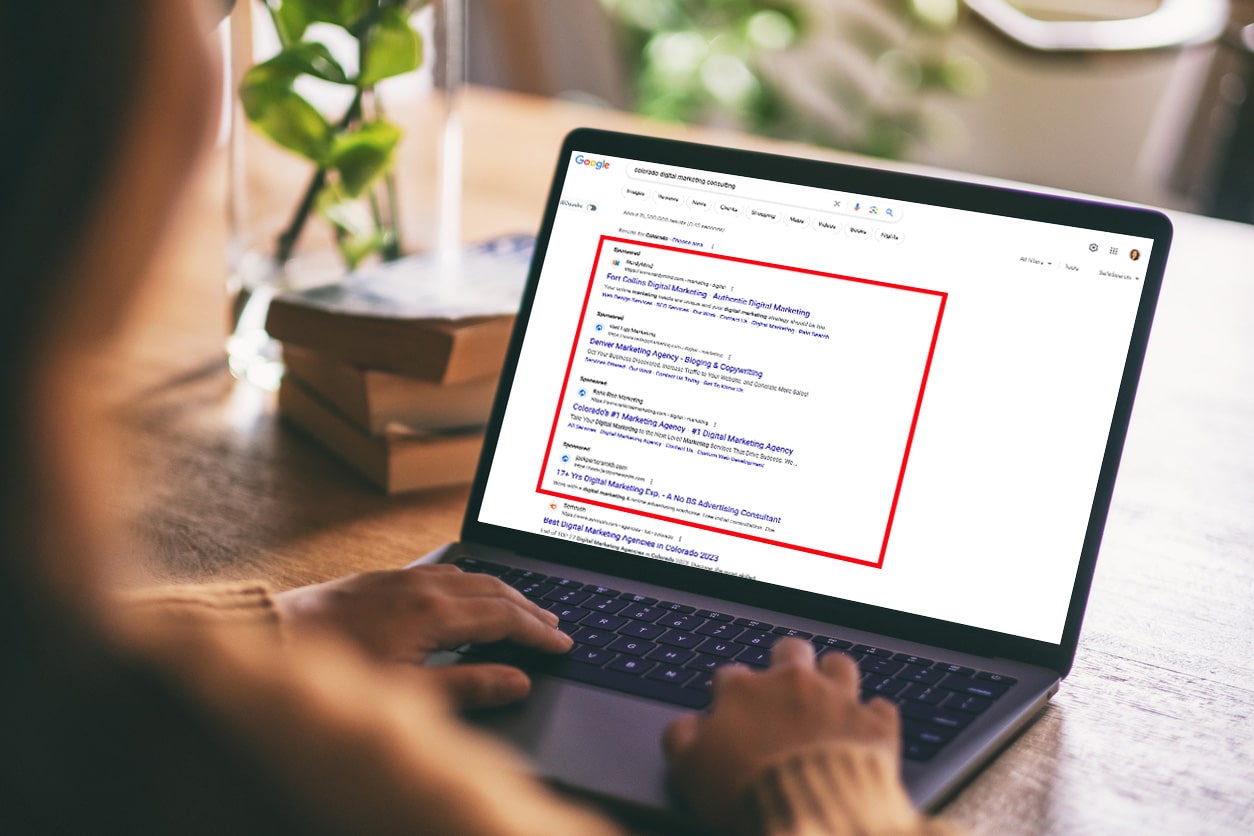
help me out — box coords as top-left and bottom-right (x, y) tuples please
(275, 564), (571, 708)
(663, 638), (901, 832)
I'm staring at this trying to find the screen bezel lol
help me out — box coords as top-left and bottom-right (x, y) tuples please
(460, 128), (1171, 677)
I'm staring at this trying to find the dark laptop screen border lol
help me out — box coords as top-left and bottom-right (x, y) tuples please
(459, 128), (1171, 677)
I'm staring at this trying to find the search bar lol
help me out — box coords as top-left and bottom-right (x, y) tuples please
(624, 164), (903, 223)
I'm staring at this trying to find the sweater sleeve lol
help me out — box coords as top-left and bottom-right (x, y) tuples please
(118, 581), (283, 643)
(742, 744), (964, 836)
(118, 584), (958, 836)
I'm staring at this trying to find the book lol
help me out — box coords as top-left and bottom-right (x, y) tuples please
(264, 234), (534, 384)
(282, 345), (498, 434)
(278, 375), (485, 494)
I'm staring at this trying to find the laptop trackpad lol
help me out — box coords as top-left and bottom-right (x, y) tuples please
(468, 674), (685, 814)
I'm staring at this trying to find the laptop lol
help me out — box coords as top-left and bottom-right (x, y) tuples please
(417, 128), (1171, 825)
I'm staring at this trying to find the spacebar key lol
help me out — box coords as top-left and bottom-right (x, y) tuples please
(541, 659), (710, 709)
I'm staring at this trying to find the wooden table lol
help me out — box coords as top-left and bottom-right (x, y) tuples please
(108, 87), (1254, 834)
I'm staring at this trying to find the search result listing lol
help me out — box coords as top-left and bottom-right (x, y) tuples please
(538, 236), (947, 569)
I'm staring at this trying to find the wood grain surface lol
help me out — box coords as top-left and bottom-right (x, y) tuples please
(105, 87), (1254, 834)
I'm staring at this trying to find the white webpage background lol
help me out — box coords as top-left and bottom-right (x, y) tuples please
(479, 153), (1153, 644)
(540, 240), (943, 564)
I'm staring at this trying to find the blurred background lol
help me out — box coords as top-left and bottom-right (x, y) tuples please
(464, 0), (1254, 224)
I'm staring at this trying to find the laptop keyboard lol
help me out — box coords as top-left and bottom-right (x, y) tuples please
(455, 558), (1016, 762)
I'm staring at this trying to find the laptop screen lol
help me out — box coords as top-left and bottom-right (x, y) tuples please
(476, 142), (1160, 646)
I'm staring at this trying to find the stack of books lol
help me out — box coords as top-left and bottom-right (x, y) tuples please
(266, 235), (533, 493)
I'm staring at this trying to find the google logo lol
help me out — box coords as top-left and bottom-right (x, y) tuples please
(574, 154), (611, 171)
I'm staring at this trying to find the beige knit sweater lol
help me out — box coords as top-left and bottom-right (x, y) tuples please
(112, 581), (962, 836)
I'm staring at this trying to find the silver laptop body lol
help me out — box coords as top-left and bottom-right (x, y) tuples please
(419, 128), (1171, 827)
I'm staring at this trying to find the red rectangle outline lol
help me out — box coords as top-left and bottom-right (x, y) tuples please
(536, 235), (947, 570)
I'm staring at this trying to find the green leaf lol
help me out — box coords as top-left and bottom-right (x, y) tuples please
(359, 6), (422, 86)
(316, 183), (386, 269)
(251, 42), (350, 85)
(239, 43), (350, 161)
(240, 78), (334, 161)
(267, 0), (310, 45)
(339, 228), (388, 269)
(297, 0), (376, 29)
(327, 120), (402, 195)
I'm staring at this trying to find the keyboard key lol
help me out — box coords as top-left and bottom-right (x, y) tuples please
(460, 641), (541, 665)
(657, 631), (702, 649)
(556, 621), (580, 636)
(582, 584), (621, 597)
(733, 618), (774, 631)
(619, 621), (666, 640)
(976, 672), (1018, 685)
(899, 683), (946, 704)
(934, 663), (975, 676)
(548, 577), (582, 588)
(571, 628), (614, 648)
(543, 588), (590, 606)
(938, 675), (1009, 700)
(901, 702), (974, 730)
(864, 676), (908, 697)
(606, 656), (654, 676)
(812, 636), (853, 650)
(772, 627), (813, 639)
(580, 613), (627, 631)
(504, 568), (547, 582)
(569, 646), (614, 666)
(734, 630), (777, 648)
(695, 622), (743, 639)
(862, 658), (904, 676)
(619, 593), (658, 605)
(945, 694), (992, 714)
(852, 644), (894, 658)
(607, 637), (655, 656)
(658, 601), (696, 613)
(548, 605), (592, 623)
(540, 658), (707, 708)
(517, 582), (555, 599)
(903, 741), (940, 762)
(685, 654), (727, 672)
(895, 665), (943, 685)
(620, 604), (663, 622)
(455, 558), (508, 574)
(696, 610), (733, 622)
(583, 595), (628, 614)
(657, 614), (702, 631)
(903, 719), (957, 745)
(893, 654), (934, 667)
(696, 639), (741, 658)
(736, 647), (771, 667)
(648, 647), (695, 665)
(685, 674), (714, 693)
(645, 665), (695, 686)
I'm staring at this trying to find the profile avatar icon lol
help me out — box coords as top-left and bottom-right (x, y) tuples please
(1129, 249), (1141, 262)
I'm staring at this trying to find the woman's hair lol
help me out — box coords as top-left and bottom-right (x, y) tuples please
(0, 3), (149, 351)
(0, 2), (150, 648)
(0, 10), (315, 830)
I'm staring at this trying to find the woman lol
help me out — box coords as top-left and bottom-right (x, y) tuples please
(0, 2), (958, 833)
